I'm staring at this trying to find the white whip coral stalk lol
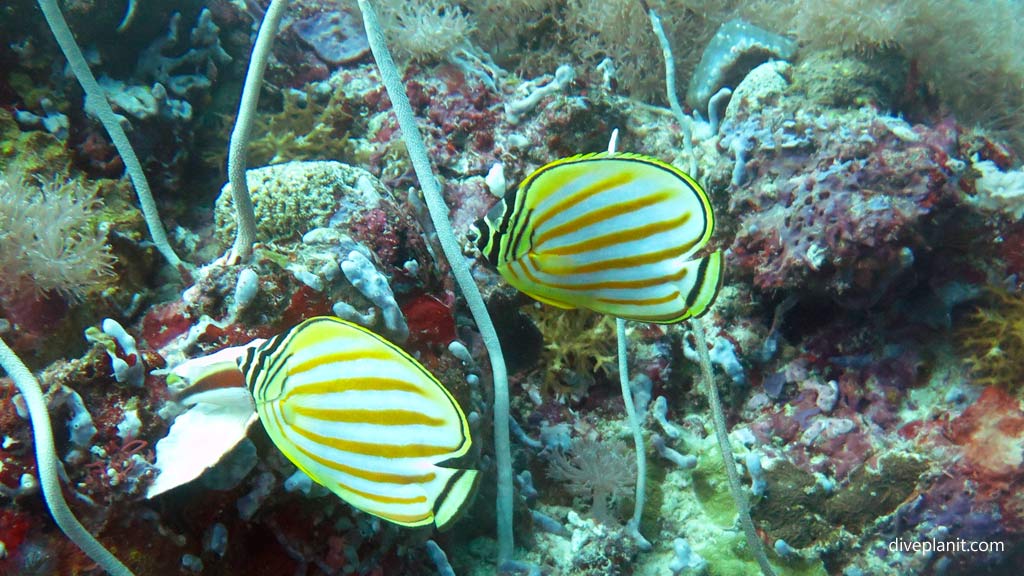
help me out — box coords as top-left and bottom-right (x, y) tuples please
(0, 337), (134, 576)
(226, 0), (288, 263)
(357, 0), (514, 564)
(34, 0), (184, 274)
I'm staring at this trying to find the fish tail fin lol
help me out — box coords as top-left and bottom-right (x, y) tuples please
(680, 250), (724, 320)
(652, 250), (724, 324)
(432, 467), (480, 531)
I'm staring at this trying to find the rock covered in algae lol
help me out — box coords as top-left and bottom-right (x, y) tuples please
(686, 19), (797, 113)
(213, 160), (437, 276)
(215, 160), (386, 243)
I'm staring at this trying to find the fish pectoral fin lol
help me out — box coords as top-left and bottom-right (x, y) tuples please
(526, 291), (577, 310)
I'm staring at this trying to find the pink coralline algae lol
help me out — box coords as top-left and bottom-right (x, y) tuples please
(727, 108), (962, 308)
(366, 64), (501, 188)
(141, 301), (195, 349)
(945, 387), (1024, 530)
(294, 9), (370, 67)
(348, 207), (401, 268)
(400, 292), (456, 351)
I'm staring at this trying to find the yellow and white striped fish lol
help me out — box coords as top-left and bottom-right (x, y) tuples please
(238, 316), (478, 529)
(471, 152), (723, 323)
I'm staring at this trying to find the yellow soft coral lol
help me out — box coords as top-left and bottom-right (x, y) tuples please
(525, 306), (618, 397)
(249, 88), (353, 167)
(959, 289), (1024, 390)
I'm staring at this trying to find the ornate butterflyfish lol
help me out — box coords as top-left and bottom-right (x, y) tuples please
(471, 152), (723, 323)
(237, 316), (478, 529)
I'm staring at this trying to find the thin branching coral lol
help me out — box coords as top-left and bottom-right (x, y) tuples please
(959, 289), (1024, 391)
(0, 166), (115, 300)
(467, 0), (741, 104)
(566, 0), (739, 104)
(249, 89), (354, 167)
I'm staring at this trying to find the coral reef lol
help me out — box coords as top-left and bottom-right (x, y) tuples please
(294, 7), (369, 67)
(723, 62), (964, 308)
(524, 307), (618, 400)
(215, 161), (386, 244)
(247, 88), (354, 167)
(686, 18), (797, 113)
(378, 0), (475, 62)
(742, 0), (1024, 146)
(967, 160), (1024, 220)
(3, 0), (1024, 574)
(547, 438), (636, 524)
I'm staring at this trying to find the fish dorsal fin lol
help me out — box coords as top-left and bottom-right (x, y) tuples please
(518, 152), (711, 245)
(518, 152), (701, 196)
(515, 152), (608, 199)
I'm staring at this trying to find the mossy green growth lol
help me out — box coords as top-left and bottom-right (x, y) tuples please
(825, 453), (927, 531)
(691, 444), (739, 527)
(688, 435), (827, 576)
(248, 87), (354, 167)
(696, 527), (825, 576)
(790, 48), (907, 110)
(639, 453), (667, 539)
(8, 71), (64, 111)
(0, 109), (71, 174)
(751, 460), (835, 548)
(750, 452), (926, 572)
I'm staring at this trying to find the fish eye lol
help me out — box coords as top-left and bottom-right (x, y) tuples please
(467, 225), (480, 243)
(485, 200), (506, 223)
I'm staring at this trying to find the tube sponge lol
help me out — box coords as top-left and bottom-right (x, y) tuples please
(686, 19), (797, 112)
